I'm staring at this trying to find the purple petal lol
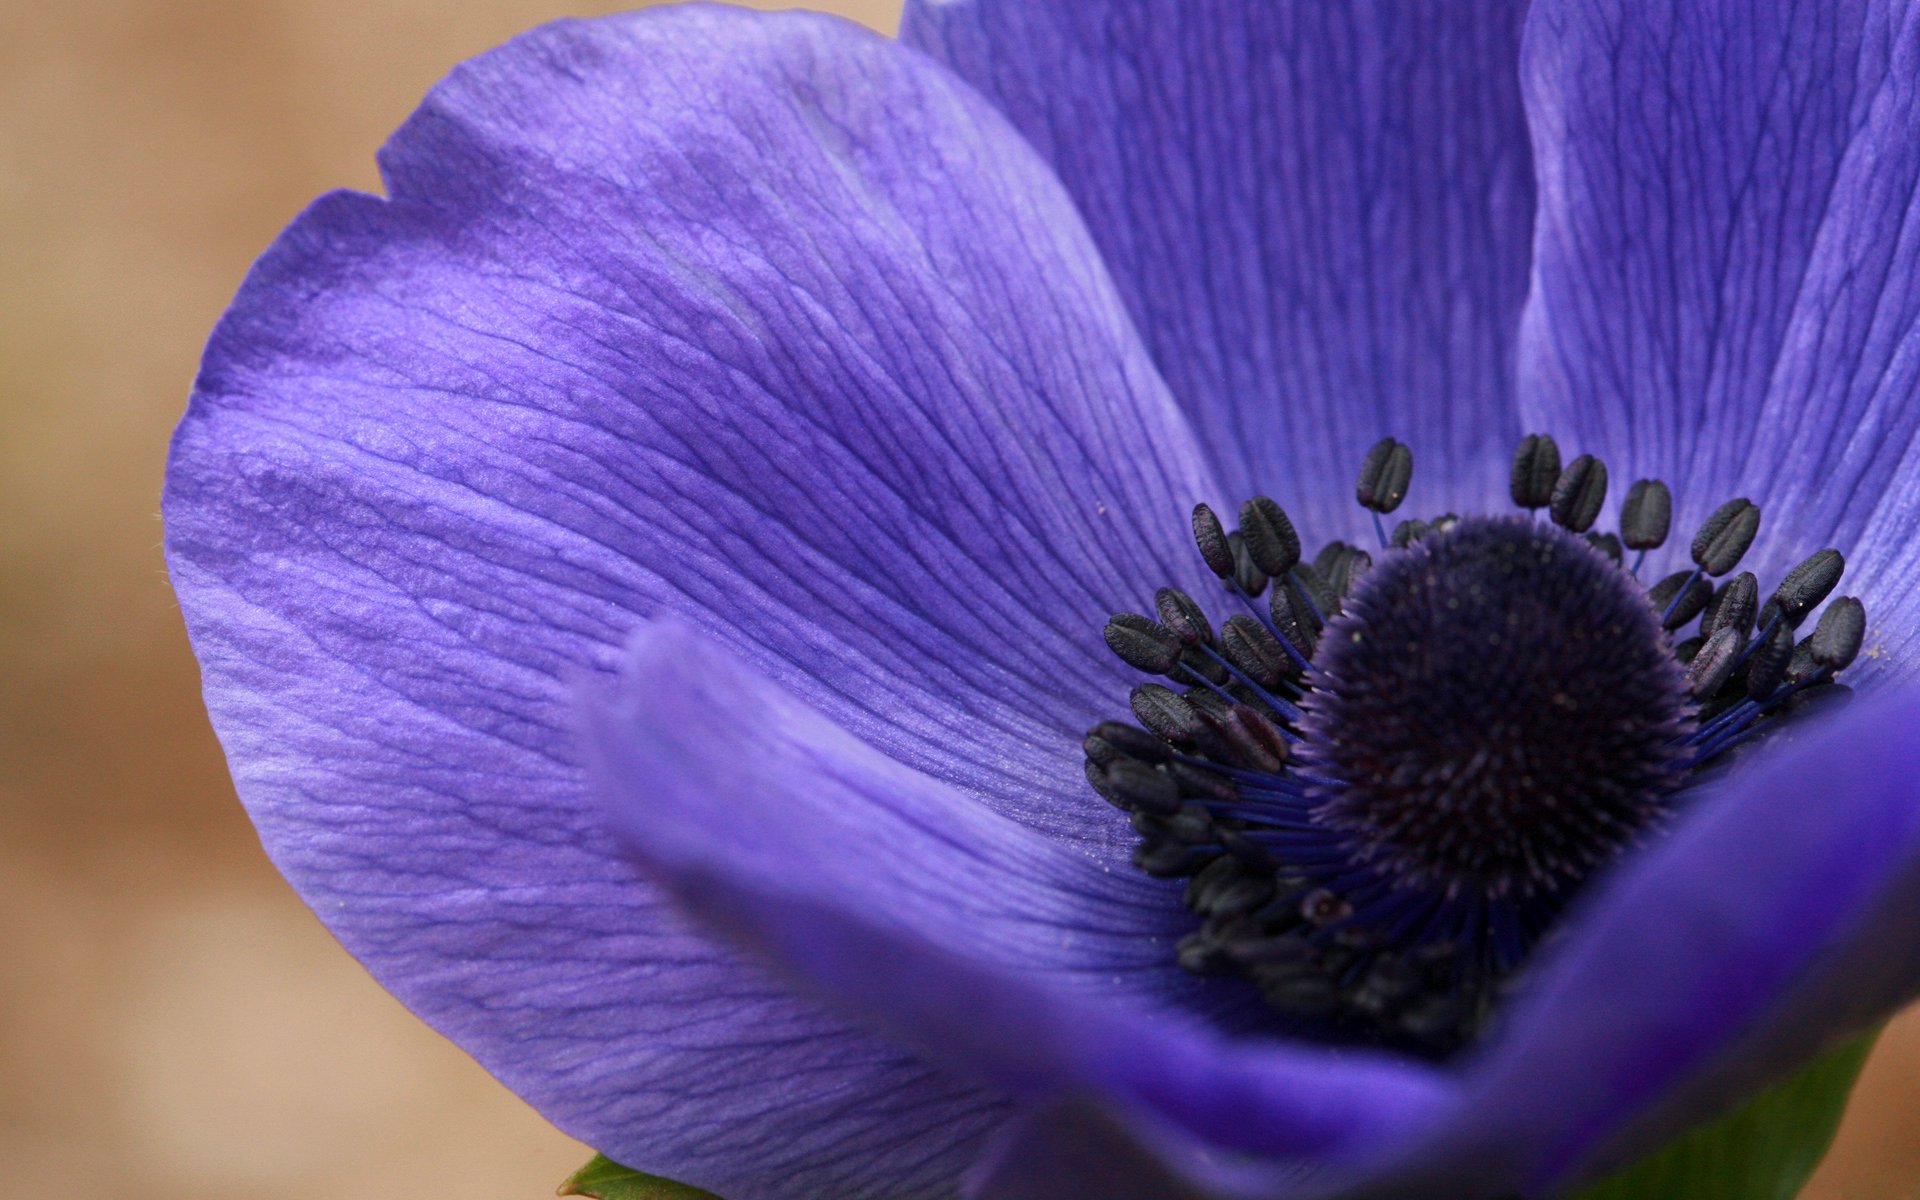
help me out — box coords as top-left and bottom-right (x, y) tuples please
(585, 622), (1451, 1171)
(903, 0), (1536, 530)
(166, 6), (1225, 1192)
(1518, 0), (1920, 673)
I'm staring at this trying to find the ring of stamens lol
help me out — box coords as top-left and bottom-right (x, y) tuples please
(1084, 435), (1866, 1054)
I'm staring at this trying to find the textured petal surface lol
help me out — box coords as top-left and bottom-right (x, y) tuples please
(1519, 0), (1920, 677)
(165, 7), (1224, 1194)
(903, 0), (1536, 530)
(586, 623), (1450, 1171)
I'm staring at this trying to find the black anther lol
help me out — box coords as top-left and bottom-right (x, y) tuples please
(1550, 454), (1609, 532)
(1239, 497), (1302, 576)
(1745, 624), (1793, 698)
(1130, 683), (1200, 744)
(1209, 705), (1286, 774)
(1691, 499), (1761, 576)
(1686, 627), (1743, 697)
(1509, 434), (1561, 509)
(1221, 614), (1291, 687)
(1621, 479), (1673, 550)
(1767, 549), (1845, 626)
(1083, 721), (1171, 766)
(1335, 547), (1374, 600)
(1192, 504), (1235, 579)
(1700, 572), (1757, 641)
(1104, 613), (1183, 674)
(1084, 759), (1127, 808)
(1270, 575), (1323, 658)
(1099, 759), (1183, 815)
(1291, 561), (1336, 617)
(1231, 705), (1290, 771)
(1227, 531), (1268, 598)
(1169, 761), (1237, 803)
(1810, 596), (1865, 671)
(1786, 636), (1821, 686)
(1357, 438), (1414, 514)
(1315, 542), (1373, 605)
(1177, 645), (1229, 686)
(1154, 587), (1214, 646)
(1648, 570), (1712, 630)
(1584, 532), (1623, 563)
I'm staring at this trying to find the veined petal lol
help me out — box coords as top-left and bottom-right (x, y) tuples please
(166, 6), (1221, 1193)
(903, 0), (1536, 529)
(1519, 0), (1920, 676)
(585, 623), (1451, 1176)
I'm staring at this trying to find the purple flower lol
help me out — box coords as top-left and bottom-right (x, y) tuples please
(162, 1), (1920, 1197)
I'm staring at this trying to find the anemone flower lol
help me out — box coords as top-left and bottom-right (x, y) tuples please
(165, 2), (1920, 1198)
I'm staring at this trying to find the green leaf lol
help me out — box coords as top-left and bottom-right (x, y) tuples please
(1566, 1029), (1878, 1200)
(557, 1154), (723, 1200)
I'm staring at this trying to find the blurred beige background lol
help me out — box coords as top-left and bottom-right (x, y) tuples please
(0, 2), (1914, 1198)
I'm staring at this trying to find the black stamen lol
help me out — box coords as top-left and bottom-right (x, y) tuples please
(1192, 503), (1235, 579)
(1811, 596), (1865, 671)
(1290, 561), (1336, 618)
(1767, 549), (1845, 626)
(1155, 587), (1215, 646)
(1585, 531), (1623, 563)
(1227, 531), (1268, 598)
(1701, 572), (1758, 640)
(1745, 623), (1793, 697)
(1087, 436), (1873, 1058)
(1104, 613), (1184, 675)
(1093, 758), (1183, 814)
(1647, 570), (1712, 630)
(1314, 542), (1373, 607)
(1239, 497), (1301, 577)
(1357, 438), (1414, 514)
(1270, 574), (1323, 658)
(1084, 721), (1171, 766)
(1549, 454), (1608, 532)
(1509, 433), (1561, 510)
(1621, 479), (1673, 550)
(1691, 498), (1761, 576)
(1686, 627), (1744, 697)
(1221, 614), (1293, 688)
(1130, 683), (1199, 743)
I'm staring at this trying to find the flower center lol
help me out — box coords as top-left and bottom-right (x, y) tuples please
(1085, 436), (1867, 1054)
(1306, 516), (1691, 904)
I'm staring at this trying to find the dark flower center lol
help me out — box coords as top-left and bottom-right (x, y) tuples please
(1085, 435), (1867, 1054)
(1306, 517), (1691, 903)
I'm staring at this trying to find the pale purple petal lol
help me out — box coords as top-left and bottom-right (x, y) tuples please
(904, 0), (1536, 530)
(165, 6), (1225, 1193)
(1519, 0), (1920, 676)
